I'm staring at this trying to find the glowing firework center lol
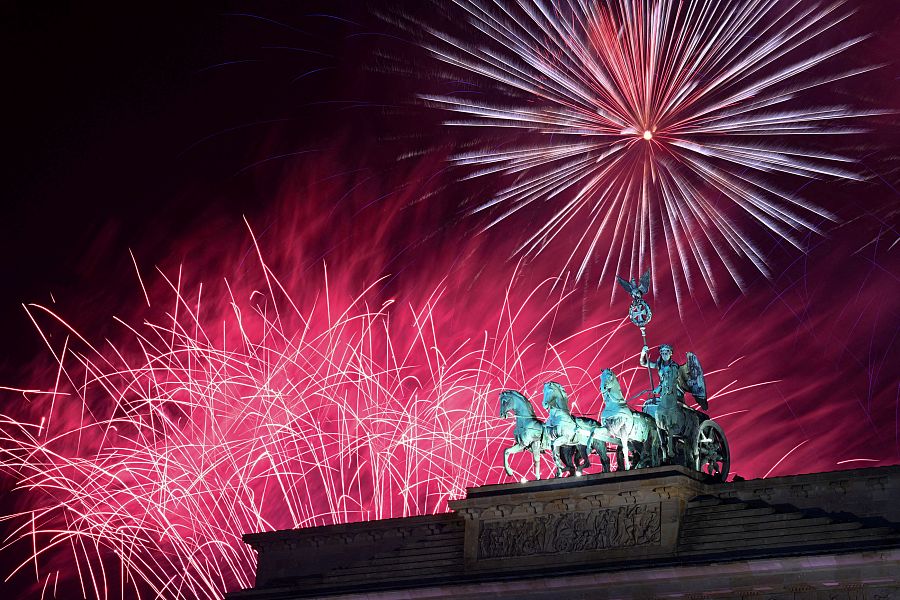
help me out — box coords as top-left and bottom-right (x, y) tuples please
(2, 1), (896, 599)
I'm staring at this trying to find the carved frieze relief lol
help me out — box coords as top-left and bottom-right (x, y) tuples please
(476, 502), (661, 559)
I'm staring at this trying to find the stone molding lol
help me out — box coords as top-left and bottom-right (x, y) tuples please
(451, 466), (703, 570)
(244, 515), (458, 557)
(228, 465), (900, 599)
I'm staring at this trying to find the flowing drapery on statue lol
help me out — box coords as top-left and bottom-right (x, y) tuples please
(640, 344), (708, 411)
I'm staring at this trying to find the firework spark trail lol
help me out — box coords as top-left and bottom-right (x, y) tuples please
(416, 0), (884, 304)
(0, 233), (673, 599)
(0, 205), (891, 598)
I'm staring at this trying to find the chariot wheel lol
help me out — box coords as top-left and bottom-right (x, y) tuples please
(694, 420), (729, 482)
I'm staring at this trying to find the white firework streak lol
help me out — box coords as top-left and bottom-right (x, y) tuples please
(0, 250), (647, 599)
(418, 0), (885, 304)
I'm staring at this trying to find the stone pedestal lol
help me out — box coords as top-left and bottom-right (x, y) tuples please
(451, 465), (703, 573)
(228, 465), (900, 600)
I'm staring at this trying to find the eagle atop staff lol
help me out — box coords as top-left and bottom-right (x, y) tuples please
(616, 270), (650, 300)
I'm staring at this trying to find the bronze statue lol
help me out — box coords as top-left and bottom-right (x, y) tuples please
(639, 343), (708, 411)
(542, 381), (615, 477)
(542, 382), (616, 477)
(590, 368), (659, 470)
(615, 269), (729, 481)
(498, 390), (545, 480)
(499, 388), (613, 480)
(495, 270), (730, 482)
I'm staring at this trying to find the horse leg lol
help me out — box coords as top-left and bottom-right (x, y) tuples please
(635, 442), (650, 469)
(685, 419), (700, 469)
(551, 438), (567, 477)
(578, 443), (590, 472)
(530, 444), (541, 480)
(660, 419), (674, 465)
(558, 446), (575, 477)
(595, 440), (611, 472)
(585, 429), (594, 452)
(667, 432), (675, 466)
(504, 443), (525, 477)
(685, 441), (696, 469)
(652, 427), (662, 467)
(620, 437), (631, 470)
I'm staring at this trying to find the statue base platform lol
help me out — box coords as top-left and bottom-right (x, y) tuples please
(229, 465), (900, 599)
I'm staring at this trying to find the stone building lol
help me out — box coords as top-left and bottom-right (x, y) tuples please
(227, 465), (900, 599)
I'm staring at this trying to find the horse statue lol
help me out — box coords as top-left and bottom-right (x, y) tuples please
(498, 390), (546, 479)
(589, 368), (660, 470)
(542, 381), (618, 477)
(499, 388), (596, 479)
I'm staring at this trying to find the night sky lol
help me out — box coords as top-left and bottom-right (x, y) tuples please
(1, 1), (898, 598)
(2, 2), (354, 374)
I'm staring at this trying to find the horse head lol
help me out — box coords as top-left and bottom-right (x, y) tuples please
(599, 368), (625, 404)
(542, 381), (569, 412)
(499, 390), (531, 418)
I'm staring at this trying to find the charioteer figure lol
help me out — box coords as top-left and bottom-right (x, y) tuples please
(639, 343), (708, 417)
(615, 270), (729, 480)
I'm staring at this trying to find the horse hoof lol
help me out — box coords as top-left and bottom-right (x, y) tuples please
(520, 476), (527, 484)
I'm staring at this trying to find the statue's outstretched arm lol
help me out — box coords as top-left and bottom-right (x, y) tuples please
(639, 345), (656, 368)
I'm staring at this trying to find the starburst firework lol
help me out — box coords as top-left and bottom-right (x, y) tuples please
(419, 0), (883, 302)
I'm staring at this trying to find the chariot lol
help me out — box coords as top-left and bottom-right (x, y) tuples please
(498, 270), (731, 483)
(641, 395), (730, 482)
(499, 374), (731, 482)
(601, 368), (730, 482)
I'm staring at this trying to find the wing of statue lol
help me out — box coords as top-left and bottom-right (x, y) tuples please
(616, 275), (635, 295)
(638, 270), (651, 295)
(682, 352), (708, 410)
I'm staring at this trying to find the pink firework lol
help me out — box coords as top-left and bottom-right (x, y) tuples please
(1, 199), (894, 598)
(418, 0), (884, 303)
(0, 220), (658, 599)
(0, 3), (895, 598)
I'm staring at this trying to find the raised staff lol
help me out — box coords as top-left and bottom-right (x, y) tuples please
(616, 270), (654, 393)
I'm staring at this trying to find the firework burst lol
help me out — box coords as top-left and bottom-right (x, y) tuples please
(0, 226), (652, 599)
(1, 4), (895, 598)
(0, 201), (891, 599)
(418, 0), (884, 303)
